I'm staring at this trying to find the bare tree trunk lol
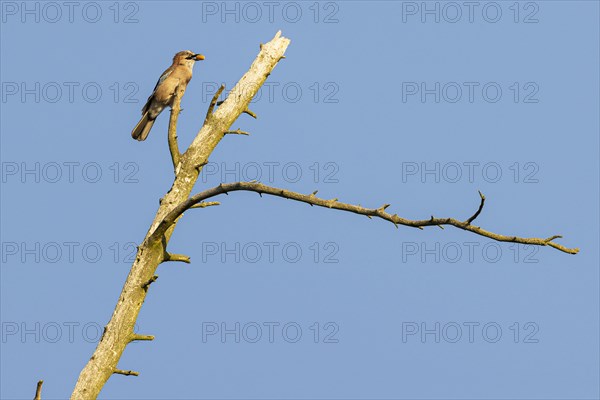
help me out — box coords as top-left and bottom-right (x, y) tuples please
(70, 31), (291, 400)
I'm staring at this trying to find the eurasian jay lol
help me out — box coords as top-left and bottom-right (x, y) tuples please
(132, 50), (205, 141)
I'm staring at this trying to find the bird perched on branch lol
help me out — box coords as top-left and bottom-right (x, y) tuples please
(132, 50), (205, 141)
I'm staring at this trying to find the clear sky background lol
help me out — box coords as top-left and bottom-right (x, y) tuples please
(1, 1), (599, 399)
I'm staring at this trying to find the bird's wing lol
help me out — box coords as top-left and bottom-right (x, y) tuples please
(141, 67), (173, 114)
(152, 68), (173, 93)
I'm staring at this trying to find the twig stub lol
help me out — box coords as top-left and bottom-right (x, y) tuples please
(34, 380), (43, 400)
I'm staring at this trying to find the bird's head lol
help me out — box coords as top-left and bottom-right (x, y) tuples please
(173, 50), (205, 68)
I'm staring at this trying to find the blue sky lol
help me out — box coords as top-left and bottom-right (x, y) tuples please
(1, 1), (599, 399)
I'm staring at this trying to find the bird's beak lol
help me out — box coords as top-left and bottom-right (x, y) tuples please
(194, 54), (205, 61)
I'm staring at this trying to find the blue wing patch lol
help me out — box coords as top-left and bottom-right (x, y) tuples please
(152, 69), (172, 93)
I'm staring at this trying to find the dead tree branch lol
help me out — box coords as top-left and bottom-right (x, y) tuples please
(70, 27), (578, 400)
(150, 182), (579, 255)
(204, 84), (225, 124)
(167, 85), (185, 171)
(70, 31), (291, 399)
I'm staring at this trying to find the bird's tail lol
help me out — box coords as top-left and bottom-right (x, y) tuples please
(131, 112), (155, 141)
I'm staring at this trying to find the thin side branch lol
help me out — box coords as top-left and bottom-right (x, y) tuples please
(190, 201), (220, 209)
(224, 128), (250, 136)
(113, 369), (139, 377)
(34, 380), (43, 400)
(168, 85), (186, 171)
(466, 190), (486, 224)
(243, 108), (257, 119)
(131, 334), (155, 342)
(204, 84), (225, 124)
(152, 182), (579, 255)
(164, 253), (191, 264)
(160, 235), (190, 264)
